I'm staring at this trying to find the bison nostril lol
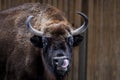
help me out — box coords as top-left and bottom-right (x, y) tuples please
(53, 59), (63, 66)
(54, 59), (58, 63)
(53, 59), (59, 65)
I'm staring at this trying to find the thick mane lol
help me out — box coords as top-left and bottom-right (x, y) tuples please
(0, 3), (70, 33)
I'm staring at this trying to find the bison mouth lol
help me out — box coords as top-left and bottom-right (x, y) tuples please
(53, 56), (70, 76)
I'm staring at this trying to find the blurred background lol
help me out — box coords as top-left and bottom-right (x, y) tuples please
(0, 0), (120, 80)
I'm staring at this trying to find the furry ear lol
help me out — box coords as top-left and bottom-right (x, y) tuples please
(30, 35), (43, 48)
(73, 34), (83, 47)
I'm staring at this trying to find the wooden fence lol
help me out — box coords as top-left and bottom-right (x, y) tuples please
(1, 0), (120, 80)
(87, 0), (120, 80)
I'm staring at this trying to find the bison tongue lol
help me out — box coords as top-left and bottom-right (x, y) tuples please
(56, 59), (69, 71)
(62, 59), (69, 68)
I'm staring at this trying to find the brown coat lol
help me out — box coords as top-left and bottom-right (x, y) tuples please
(0, 3), (71, 80)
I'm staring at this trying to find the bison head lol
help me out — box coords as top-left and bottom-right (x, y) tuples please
(26, 12), (88, 77)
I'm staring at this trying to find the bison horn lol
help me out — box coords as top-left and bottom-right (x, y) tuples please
(72, 12), (88, 35)
(26, 16), (43, 36)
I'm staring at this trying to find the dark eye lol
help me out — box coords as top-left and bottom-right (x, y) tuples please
(66, 37), (73, 46)
(42, 37), (52, 46)
(42, 37), (48, 47)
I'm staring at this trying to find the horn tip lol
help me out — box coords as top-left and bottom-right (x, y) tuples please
(27, 15), (34, 21)
(76, 12), (88, 19)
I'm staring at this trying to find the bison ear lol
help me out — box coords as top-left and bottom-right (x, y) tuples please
(30, 35), (43, 48)
(73, 34), (83, 47)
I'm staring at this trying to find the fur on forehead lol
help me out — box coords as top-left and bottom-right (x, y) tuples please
(43, 23), (71, 37)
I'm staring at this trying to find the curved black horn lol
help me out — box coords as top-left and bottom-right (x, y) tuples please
(72, 12), (88, 35)
(26, 16), (43, 36)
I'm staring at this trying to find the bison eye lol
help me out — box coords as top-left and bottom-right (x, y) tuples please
(66, 37), (73, 46)
(42, 37), (52, 47)
(42, 37), (48, 47)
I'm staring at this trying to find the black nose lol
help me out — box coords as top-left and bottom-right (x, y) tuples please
(53, 55), (68, 67)
(53, 53), (64, 66)
(53, 57), (69, 72)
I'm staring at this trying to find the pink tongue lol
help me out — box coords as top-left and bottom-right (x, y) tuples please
(62, 59), (69, 68)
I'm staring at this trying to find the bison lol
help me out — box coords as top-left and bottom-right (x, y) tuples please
(0, 3), (88, 80)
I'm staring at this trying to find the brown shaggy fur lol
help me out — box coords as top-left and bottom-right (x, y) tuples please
(0, 3), (73, 80)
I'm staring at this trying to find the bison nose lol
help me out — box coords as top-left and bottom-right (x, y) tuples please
(53, 56), (69, 71)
